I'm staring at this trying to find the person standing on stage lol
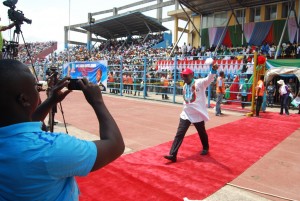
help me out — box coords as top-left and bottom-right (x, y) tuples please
(164, 64), (218, 162)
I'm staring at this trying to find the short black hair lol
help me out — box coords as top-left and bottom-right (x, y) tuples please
(0, 59), (30, 92)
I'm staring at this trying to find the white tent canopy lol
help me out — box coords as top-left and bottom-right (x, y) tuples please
(265, 60), (300, 82)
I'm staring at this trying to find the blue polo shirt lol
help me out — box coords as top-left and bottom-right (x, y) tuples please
(0, 122), (97, 201)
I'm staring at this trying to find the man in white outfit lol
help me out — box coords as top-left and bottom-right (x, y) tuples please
(164, 65), (218, 162)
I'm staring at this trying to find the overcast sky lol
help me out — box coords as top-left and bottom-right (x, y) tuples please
(0, 0), (180, 51)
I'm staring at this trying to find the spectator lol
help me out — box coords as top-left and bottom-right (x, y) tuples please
(255, 75), (265, 117)
(240, 78), (248, 109)
(215, 70), (225, 116)
(181, 42), (187, 57)
(160, 74), (169, 100)
(266, 80), (276, 107)
(260, 42), (269, 55)
(269, 44), (276, 58)
(287, 78), (296, 108)
(187, 43), (192, 55)
(297, 44), (300, 59)
(291, 91), (300, 114)
(277, 79), (290, 115)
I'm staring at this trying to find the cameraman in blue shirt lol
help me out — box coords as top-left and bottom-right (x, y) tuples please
(0, 59), (124, 200)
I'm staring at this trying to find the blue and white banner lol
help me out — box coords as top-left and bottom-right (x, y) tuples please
(63, 61), (108, 91)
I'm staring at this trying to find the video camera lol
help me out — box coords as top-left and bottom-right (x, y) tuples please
(3, 0), (32, 25)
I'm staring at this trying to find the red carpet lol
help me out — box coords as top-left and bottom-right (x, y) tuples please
(258, 111), (300, 123)
(77, 114), (300, 201)
(209, 102), (251, 113)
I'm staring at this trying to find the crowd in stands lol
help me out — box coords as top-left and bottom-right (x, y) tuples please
(3, 33), (299, 71)
(98, 33), (163, 53)
(16, 41), (56, 64)
(48, 33), (166, 66)
(176, 41), (300, 60)
(5, 35), (298, 76)
(5, 33), (299, 104)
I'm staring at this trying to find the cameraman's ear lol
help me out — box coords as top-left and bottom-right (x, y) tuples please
(17, 93), (31, 107)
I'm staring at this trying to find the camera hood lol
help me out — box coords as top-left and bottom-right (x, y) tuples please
(3, 0), (18, 8)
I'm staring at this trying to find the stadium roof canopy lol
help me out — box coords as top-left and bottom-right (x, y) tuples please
(178, 0), (286, 16)
(81, 12), (168, 40)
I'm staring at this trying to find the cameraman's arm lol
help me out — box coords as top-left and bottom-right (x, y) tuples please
(0, 22), (15, 31)
(78, 78), (125, 171)
(32, 77), (71, 121)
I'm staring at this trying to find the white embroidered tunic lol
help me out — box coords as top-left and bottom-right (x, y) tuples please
(180, 73), (215, 123)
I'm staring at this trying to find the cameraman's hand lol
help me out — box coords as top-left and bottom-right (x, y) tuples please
(48, 77), (72, 104)
(78, 78), (103, 105)
(33, 77), (71, 122)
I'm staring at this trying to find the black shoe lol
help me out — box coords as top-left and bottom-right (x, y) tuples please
(164, 155), (177, 162)
(200, 150), (209, 155)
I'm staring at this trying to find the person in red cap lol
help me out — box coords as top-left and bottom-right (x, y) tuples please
(164, 65), (218, 162)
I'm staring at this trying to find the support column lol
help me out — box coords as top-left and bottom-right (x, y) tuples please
(64, 26), (69, 50)
(157, 0), (163, 23)
(174, 16), (179, 43)
(175, 0), (179, 10)
(87, 13), (92, 51)
(87, 32), (91, 51)
(113, 7), (118, 16)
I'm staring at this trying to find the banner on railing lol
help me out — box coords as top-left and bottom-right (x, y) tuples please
(63, 61), (108, 91)
(155, 59), (246, 76)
